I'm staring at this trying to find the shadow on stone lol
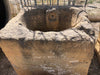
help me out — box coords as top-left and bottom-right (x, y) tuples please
(0, 48), (17, 75)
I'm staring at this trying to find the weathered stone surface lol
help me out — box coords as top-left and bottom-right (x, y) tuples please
(92, 22), (100, 64)
(84, 3), (100, 64)
(86, 3), (100, 22)
(86, 3), (100, 64)
(0, 48), (17, 75)
(96, 33), (100, 63)
(0, 6), (96, 75)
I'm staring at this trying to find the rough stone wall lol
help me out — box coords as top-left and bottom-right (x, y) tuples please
(0, 40), (94, 75)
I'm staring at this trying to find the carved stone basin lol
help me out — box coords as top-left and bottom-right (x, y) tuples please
(0, 6), (95, 75)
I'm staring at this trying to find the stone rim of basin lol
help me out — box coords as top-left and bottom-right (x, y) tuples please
(0, 7), (95, 43)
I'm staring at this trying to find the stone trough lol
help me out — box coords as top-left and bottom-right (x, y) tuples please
(0, 6), (96, 75)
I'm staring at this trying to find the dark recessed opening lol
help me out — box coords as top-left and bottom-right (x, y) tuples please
(23, 6), (73, 32)
(0, 0), (9, 30)
(51, 15), (54, 18)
